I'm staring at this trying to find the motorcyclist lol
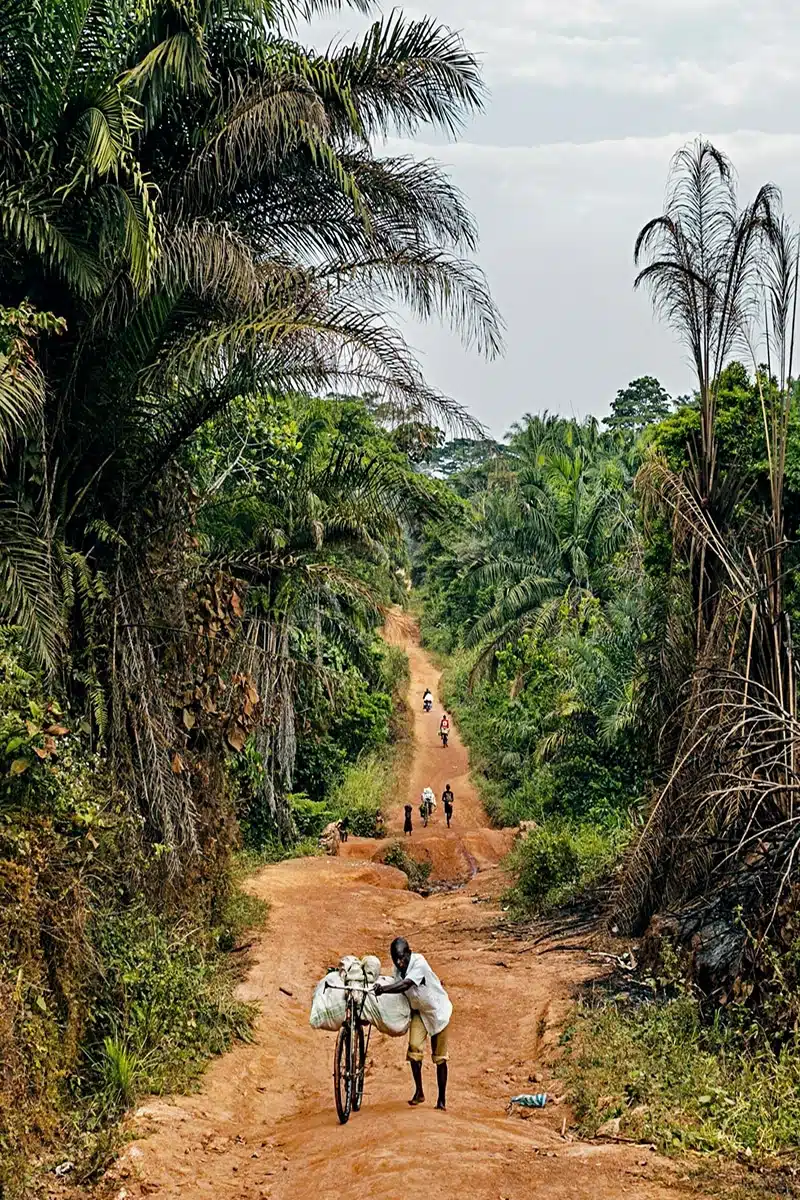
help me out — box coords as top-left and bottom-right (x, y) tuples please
(423, 688), (433, 712)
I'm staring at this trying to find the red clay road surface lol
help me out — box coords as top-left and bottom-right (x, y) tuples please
(96, 611), (702, 1200)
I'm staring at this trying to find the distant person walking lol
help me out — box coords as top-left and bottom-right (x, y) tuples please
(439, 713), (450, 748)
(403, 803), (413, 836)
(442, 784), (454, 828)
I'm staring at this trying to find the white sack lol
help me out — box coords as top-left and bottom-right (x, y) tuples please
(361, 955), (381, 985)
(310, 972), (346, 1031)
(345, 959), (369, 988)
(362, 976), (412, 1037)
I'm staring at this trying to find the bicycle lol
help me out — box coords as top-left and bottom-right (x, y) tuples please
(325, 979), (374, 1124)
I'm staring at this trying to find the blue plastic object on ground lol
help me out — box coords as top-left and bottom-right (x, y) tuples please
(509, 1093), (547, 1108)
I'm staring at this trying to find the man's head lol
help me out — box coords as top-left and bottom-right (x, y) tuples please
(446, 783), (451, 790)
(391, 936), (412, 976)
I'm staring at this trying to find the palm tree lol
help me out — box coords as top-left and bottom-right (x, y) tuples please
(0, 0), (501, 581)
(462, 417), (635, 670)
(633, 139), (777, 639)
(195, 395), (442, 834)
(0, 0), (502, 860)
(620, 140), (800, 947)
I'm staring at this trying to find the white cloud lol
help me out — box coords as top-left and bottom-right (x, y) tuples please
(307, 0), (798, 110)
(297, 3), (800, 432)
(377, 130), (800, 432)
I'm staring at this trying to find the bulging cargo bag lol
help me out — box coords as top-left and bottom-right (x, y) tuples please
(362, 976), (412, 1037)
(310, 972), (347, 1031)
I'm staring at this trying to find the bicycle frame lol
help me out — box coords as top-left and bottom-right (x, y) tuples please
(328, 981), (374, 1124)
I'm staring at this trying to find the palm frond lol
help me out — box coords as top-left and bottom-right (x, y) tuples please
(0, 504), (59, 670)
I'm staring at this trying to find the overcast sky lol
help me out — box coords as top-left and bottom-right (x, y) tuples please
(302, 1), (800, 435)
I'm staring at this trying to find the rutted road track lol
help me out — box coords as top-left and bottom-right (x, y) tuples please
(97, 611), (697, 1200)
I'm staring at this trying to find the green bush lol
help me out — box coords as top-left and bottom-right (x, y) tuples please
(332, 685), (392, 760)
(83, 900), (258, 1111)
(564, 991), (800, 1160)
(381, 841), (432, 892)
(327, 753), (390, 837)
(506, 822), (626, 914)
(379, 642), (410, 695)
(289, 794), (334, 838)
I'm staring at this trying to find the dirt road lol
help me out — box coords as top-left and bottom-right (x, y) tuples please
(105, 613), (693, 1200)
(341, 609), (516, 881)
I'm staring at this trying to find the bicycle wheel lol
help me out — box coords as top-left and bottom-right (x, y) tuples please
(352, 1023), (366, 1112)
(334, 1021), (353, 1124)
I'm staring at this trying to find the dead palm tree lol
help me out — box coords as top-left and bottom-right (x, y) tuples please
(620, 141), (800, 957)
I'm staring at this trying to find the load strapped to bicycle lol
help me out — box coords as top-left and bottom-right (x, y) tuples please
(310, 954), (411, 1124)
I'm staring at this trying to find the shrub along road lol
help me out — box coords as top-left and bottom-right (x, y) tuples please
(94, 617), (700, 1200)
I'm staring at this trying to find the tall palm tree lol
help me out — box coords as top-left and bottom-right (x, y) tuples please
(620, 140), (800, 946)
(633, 139), (777, 639)
(0, 0), (502, 859)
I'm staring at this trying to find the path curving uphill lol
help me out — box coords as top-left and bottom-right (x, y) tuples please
(341, 608), (515, 881)
(96, 613), (699, 1200)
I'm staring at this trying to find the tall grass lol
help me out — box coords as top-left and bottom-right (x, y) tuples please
(564, 991), (800, 1159)
(328, 753), (395, 836)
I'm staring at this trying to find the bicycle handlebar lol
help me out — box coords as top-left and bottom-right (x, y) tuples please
(323, 981), (376, 994)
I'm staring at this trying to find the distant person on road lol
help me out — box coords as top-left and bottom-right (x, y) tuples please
(439, 713), (450, 747)
(374, 936), (452, 1111)
(403, 804), (413, 836)
(442, 784), (454, 828)
(423, 687), (433, 713)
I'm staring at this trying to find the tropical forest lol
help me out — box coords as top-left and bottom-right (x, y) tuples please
(2, 2), (800, 1198)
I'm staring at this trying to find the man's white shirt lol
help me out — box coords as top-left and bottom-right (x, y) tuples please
(394, 952), (452, 1035)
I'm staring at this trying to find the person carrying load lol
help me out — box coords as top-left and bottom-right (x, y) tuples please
(374, 937), (452, 1111)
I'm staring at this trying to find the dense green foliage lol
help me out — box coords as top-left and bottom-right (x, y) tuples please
(0, 633), (263, 1187)
(416, 410), (655, 909)
(565, 984), (800, 1160)
(0, 0), (497, 1187)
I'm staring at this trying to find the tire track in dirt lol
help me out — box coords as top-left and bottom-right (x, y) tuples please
(97, 611), (701, 1200)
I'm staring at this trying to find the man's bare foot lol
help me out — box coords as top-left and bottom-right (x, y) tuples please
(408, 1094), (425, 1106)
(435, 1100), (447, 1111)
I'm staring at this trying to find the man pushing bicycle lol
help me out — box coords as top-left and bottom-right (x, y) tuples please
(374, 936), (452, 1111)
